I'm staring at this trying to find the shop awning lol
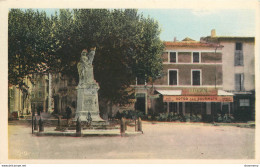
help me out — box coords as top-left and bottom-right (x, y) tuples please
(218, 90), (234, 96)
(156, 89), (233, 102)
(156, 90), (182, 95)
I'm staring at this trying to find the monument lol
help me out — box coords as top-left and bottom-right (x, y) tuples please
(75, 47), (106, 124)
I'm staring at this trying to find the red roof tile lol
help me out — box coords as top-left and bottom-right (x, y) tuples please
(164, 41), (220, 47)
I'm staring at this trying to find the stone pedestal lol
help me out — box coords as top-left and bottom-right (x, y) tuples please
(75, 81), (106, 124)
(74, 49), (108, 127)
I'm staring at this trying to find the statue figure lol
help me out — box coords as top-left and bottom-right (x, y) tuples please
(77, 47), (96, 87)
(75, 46), (106, 123)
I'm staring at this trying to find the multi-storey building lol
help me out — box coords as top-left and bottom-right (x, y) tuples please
(8, 76), (32, 119)
(202, 30), (255, 121)
(134, 37), (234, 122)
(8, 72), (77, 119)
(30, 74), (49, 115)
(51, 73), (77, 117)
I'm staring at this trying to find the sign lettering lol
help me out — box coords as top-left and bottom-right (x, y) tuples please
(182, 88), (217, 96)
(163, 96), (233, 102)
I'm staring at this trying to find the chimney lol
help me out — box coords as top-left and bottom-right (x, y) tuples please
(211, 29), (216, 37)
(174, 37), (177, 42)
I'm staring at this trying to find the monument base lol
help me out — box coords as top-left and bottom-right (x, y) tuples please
(75, 81), (107, 125)
(73, 111), (109, 126)
(74, 110), (105, 121)
(70, 118), (110, 129)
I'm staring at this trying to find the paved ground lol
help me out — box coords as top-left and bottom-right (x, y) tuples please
(8, 121), (255, 159)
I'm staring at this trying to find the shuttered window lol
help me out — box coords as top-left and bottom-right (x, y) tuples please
(235, 42), (243, 66)
(236, 42), (242, 50)
(170, 52), (177, 63)
(169, 70), (177, 85)
(235, 73), (244, 91)
(193, 52), (200, 63)
(192, 70), (201, 86)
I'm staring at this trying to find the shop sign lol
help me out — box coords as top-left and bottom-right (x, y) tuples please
(163, 96), (233, 102)
(182, 88), (217, 96)
(149, 94), (160, 99)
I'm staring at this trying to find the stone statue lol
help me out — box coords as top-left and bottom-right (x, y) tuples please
(75, 47), (106, 124)
(77, 47), (96, 87)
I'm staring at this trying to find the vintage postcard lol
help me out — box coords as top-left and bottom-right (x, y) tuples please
(0, 0), (259, 165)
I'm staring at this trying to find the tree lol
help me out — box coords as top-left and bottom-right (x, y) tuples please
(8, 9), (56, 88)
(70, 9), (164, 106)
(8, 8), (164, 108)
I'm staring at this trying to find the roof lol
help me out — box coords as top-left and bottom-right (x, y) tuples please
(164, 41), (220, 47)
(182, 37), (195, 41)
(205, 36), (255, 42)
(213, 36), (254, 39)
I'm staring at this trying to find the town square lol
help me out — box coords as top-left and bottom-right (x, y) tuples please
(1, 1), (259, 165)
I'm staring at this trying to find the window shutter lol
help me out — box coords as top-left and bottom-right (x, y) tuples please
(239, 51), (244, 66)
(235, 51), (239, 66)
(241, 74), (244, 90)
(235, 73), (244, 91)
(235, 42), (243, 66)
(235, 74), (240, 91)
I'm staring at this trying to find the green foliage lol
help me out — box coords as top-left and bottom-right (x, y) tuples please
(8, 9), (58, 88)
(8, 8), (164, 105)
(115, 110), (145, 120)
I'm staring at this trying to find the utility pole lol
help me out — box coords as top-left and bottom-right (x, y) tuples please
(213, 44), (223, 123)
(215, 46), (218, 89)
(214, 44), (219, 123)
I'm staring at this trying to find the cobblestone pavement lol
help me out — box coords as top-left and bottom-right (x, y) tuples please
(8, 121), (255, 159)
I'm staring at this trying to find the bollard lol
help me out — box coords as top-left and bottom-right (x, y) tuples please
(120, 117), (125, 135)
(39, 118), (44, 132)
(34, 116), (38, 131)
(135, 118), (137, 132)
(58, 116), (61, 128)
(137, 117), (143, 133)
(32, 115), (34, 134)
(76, 117), (82, 137)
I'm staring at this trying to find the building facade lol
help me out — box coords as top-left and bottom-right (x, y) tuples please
(30, 74), (49, 115)
(134, 37), (234, 122)
(51, 73), (77, 117)
(8, 76), (32, 119)
(202, 30), (255, 121)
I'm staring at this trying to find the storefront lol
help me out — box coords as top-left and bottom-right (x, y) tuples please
(232, 91), (255, 121)
(155, 88), (234, 122)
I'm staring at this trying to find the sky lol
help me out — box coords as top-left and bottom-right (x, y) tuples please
(139, 9), (255, 41)
(32, 8), (256, 41)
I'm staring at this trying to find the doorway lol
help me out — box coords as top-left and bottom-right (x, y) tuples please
(135, 93), (146, 114)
